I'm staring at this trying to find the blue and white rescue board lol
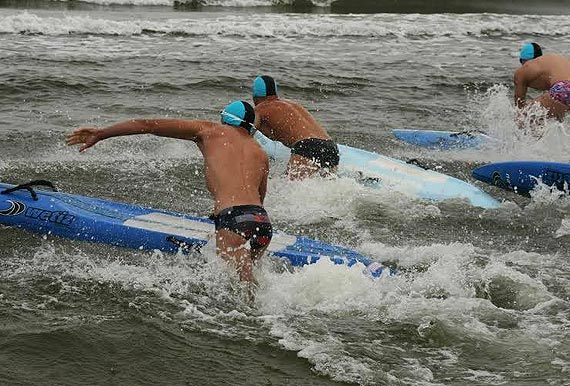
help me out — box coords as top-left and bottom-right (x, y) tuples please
(255, 132), (500, 209)
(0, 182), (389, 277)
(392, 129), (494, 150)
(472, 161), (570, 196)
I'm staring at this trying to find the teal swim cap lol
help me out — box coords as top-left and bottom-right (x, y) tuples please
(253, 75), (278, 98)
(519, 42), (542, 63)
(220, 100), (256, 135)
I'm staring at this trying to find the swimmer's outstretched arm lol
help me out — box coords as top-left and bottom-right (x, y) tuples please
(66, 119), (215, 152)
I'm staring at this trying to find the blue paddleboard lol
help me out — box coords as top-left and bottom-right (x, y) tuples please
(472, 161), (570, 196)
(0, 181), (390, 277)
(255, 132), (500, 209)
(392, 129), (493, 150)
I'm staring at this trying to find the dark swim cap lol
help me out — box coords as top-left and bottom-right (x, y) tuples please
(220, 100), (256, 135)
(519, 42), (542, 63)
(253, 75), (278, 98)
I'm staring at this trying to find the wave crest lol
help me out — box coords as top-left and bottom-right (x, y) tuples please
(2, 11), (570, 38)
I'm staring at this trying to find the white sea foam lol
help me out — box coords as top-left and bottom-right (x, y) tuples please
(264, 175), (365, 225)
(527, 179), (570, 206)
(478, 260), (553, 310)
(69, 0), (173, 5)
(48, 0), (333, 6)
(3, 234), (566, 385)
(555, 218), (570, 238)
(2, 11), (570, 38)
(415, 84), (570, 166)
(464, 369), (505, 383)
(257, 239), (555, 321)
(264, 170), (452, 236)
(1, 135), (204, 182)
(256, 258), (396, 314)
(254, 240), (567, 384)
(478, 85), (570, 162)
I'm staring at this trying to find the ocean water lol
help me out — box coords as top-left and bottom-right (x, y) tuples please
(1, 1), (569, 385)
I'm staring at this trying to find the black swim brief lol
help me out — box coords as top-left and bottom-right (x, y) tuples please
(291, 138), (340, 169)
(212, 205), (272, 250)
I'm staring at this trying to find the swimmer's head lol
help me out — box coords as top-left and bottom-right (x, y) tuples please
(220, 100), (256, 135)
(519, 42), (542, 64)
(253, 75), (278, 102)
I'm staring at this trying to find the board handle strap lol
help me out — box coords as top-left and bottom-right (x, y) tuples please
(406, 158), (429, 170)
(1, 180), (58, 201)
(449, 130), (486, 138)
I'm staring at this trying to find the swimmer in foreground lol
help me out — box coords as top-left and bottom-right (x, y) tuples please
(513, 42), (570, 123)
(66, 101), (271, 284)
(252, 75), (340, 179)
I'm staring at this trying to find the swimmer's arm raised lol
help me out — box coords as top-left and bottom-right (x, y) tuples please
(67, 119), (214, 152)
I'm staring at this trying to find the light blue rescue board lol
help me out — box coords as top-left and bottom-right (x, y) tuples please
(0, 181), (391, 278)
(472, 161), (570, 196)
(255, 132), (500, 209)
(392, 129), (493, 150)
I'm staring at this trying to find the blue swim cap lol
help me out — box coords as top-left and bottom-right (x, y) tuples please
(253, 75), (278, 98)
(220, 100), (255, 134)
(519, 42), (542, 63)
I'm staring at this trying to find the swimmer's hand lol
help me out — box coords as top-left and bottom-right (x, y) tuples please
(66, 128), (102, 152)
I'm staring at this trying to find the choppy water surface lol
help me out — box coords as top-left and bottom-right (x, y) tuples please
(1, 1), (569, 385)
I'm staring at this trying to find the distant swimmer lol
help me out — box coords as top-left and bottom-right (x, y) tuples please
(252, 75), (340, 179)
(513, 42), (570, 122)
(66, 101), (271, 284)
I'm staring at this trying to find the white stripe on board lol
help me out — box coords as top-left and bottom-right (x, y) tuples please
(370, 157), (448, 183)
(124, 213), (213, 241)
(124, 212), (297, 252)
(266, 232), (297, 252)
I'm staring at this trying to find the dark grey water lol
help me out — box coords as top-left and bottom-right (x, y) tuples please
(1, 1), (570, 385)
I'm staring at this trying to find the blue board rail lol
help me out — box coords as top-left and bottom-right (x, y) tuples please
(0, 181), (392, 277)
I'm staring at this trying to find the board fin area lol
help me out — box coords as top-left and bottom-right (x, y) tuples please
(472, 161), (570, 196)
